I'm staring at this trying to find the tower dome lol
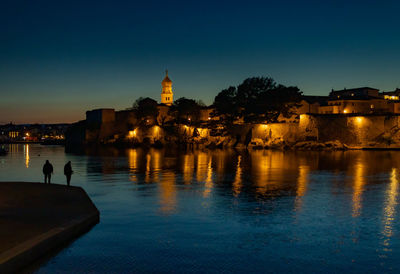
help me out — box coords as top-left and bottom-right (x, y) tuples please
(161, 70), (173, 106)
(162, 70), (172, 84)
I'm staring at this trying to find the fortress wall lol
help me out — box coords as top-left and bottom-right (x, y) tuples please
(252, 123), (299, 144)
(72, 110), (400, 147)
(316, 116), (354, 144)
(298, 114), (318, 141)
(316, 115), (389, 145)
(133, 126), (165, 143)
(313, 115), (400, 146)
(115, 110), (137, 135)
(249, 115), (400, 146)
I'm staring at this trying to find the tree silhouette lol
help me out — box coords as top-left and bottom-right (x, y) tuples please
(169, 97), (202, 124)
(132, 97), (159, 125)
(212, 86), (238, 124)
(213, 77), (302, 123)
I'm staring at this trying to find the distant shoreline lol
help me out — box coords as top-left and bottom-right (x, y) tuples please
(1, 141), (41, 144)
(1, 141), (65, 145)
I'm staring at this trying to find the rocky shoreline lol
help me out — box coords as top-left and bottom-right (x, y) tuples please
(82, 136), (400, 151)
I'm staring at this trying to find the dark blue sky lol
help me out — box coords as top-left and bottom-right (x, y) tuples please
(1, 0), (400, 123)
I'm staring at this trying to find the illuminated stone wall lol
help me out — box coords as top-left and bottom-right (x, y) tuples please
(298, 114), (318, 141)
(177, 125), (210, 138)
(78, 106), (400, 148)
(115, 110), (137, 137)
(251, 123), (299, 145)
(249, 114), (400, 147)
(126, 125), (165, 144)
(315, 115), (400, 146)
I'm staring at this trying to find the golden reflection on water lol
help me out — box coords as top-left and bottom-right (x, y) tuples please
(252, 151), (271, 196)
(24, 144), (30, 168)
(152, 150), (161, 182)
(232, 155), (242, 197)
(159, 171), (177, 214)
(196, 153), (213, 198)
(196, 152), (208, 182)
(145, 153), (151, 183)
(352, 159), (365, 218)
(381, 168), (399, 248)
(9, 144), (19, 153)
(203, 158), (213, 198)
(125, 149), (400, 224)
(251, 151), (286, 196)
(214, 152), (226, 182)
(183, 154), (194, 184)
(128, 149), (138, 182)
(294, 164), (309, 212)
(128, 149), (163, 183)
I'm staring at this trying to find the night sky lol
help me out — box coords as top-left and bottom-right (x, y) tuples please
(1, 0), (400, 123)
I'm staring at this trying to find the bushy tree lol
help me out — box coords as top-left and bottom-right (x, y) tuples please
(132, 97), (159, 124)
(212, 86), (238, 123)
(236, 77), (277, 110)
(213, 77), (302, 123)
(169, 97), (202, 124)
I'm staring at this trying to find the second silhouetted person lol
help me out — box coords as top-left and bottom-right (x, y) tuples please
(43, 160), (53, 184)
(64, 161), (73, 186)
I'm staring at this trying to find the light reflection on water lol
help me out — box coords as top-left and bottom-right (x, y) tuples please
(381, 169), (398, 251)
(1, 144), (400, 272)
(352, 160), (365, 218)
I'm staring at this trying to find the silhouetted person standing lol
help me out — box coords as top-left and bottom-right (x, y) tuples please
(43, 160), (53, 184)
(64, 161), (73, 186)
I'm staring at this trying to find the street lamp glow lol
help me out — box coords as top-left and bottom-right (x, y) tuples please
(128, 129), (136, 138)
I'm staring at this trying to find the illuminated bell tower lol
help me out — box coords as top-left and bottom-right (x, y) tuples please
(161, 70), (173, 106)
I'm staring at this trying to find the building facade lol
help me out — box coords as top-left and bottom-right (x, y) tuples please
(297, 87), (400, 115)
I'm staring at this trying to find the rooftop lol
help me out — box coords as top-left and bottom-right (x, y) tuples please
(331, 87), (379, 93)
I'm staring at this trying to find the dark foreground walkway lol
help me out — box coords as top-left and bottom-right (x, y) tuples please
(0, 182), (99, 273)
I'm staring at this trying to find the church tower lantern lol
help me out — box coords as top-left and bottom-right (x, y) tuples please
(161, 70), (173, 106)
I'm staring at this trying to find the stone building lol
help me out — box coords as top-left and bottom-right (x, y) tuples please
(381, 88), (400, 101)
(296, 96), (328, 115)
(297, 87), (400, 115)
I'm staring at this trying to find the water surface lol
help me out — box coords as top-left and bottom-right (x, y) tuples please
(1, 144), (400, 273)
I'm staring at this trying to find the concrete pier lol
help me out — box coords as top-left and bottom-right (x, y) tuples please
(0, 182), (99, 273)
